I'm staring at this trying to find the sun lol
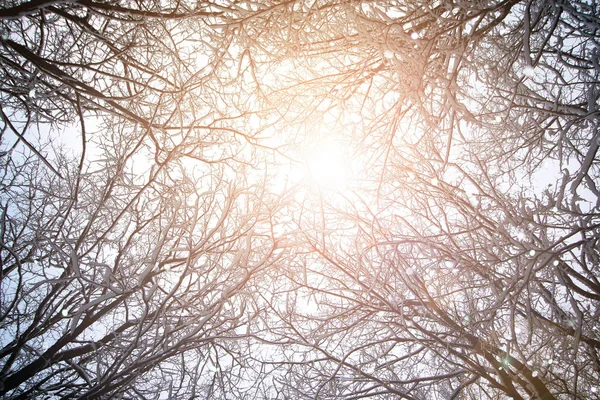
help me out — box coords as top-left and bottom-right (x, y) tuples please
(303, 139), (350, 192)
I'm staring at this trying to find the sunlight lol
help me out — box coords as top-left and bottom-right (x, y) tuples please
(304, 139), (349, 191)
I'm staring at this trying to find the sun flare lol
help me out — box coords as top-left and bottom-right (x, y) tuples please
(304, 139), (350, 191)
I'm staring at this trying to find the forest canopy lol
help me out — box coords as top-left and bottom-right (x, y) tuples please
(1, 0), (599, 399)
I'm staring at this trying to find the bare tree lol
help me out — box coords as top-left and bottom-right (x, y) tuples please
(2, 0), (600, 399)
(0, 1), (288, 398)
(227, 1), (600, 399)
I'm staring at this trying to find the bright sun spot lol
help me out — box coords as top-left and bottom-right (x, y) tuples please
(304, 139), (349, 191)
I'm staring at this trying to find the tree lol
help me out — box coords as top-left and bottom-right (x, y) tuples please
(0, 1), (286, 398)
(1, 0), (599, 399)
(227, 0), (600, 398)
